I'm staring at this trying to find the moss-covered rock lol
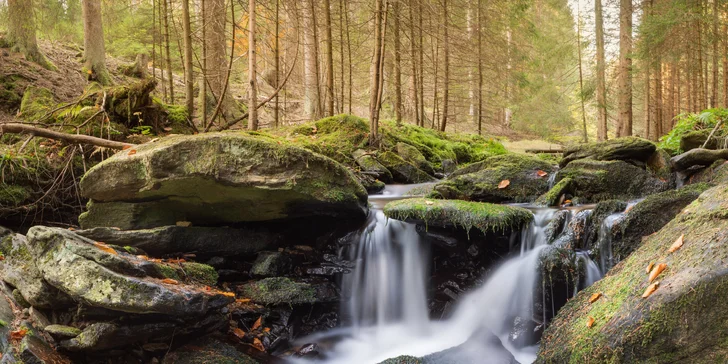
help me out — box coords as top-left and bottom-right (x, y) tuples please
(353, 149), (393, 183)
(0, 183), (31, 206)
(610, 183), (710, 261)
(679, 129), (717, 151)
(536, 177), (573, 206)
(433, 154), (556, 203)
(560, 137), (656, 168)
(250, 251), (292, 277)
(537, 184), (728, 363)
(180, 262), (218, 286)
(162, 335), (259, 364)
(554, 159), (668, 204)
(79, 132), (368, 229)
(377, 151), (436, 184)
(383, 198), (533, 235)
(378, 356), (423, 364)
(18, 86), (55, 121)
(687, 159), (728, 185)
(237, 277), (338, 305)
(646, 148), (673, 183)
(44, 325), (82, 339)
(396, 142), (435, 176)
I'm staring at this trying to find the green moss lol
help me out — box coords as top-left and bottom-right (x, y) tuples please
(378, 355), (423, 364)
(383, 198), (533, 235)
(537, 177), (573, 206)
(555, 159), (666, 203)
(181, 262), (218, 286)
(0, 183), (30, 206)
(658, 108), (728, 154)
(378, 151), (435, 183)
(561, 137), (656, 168)
(154, 263), (181, 281)
(18, 86), (55, 121)
(239, 277), (317, 305)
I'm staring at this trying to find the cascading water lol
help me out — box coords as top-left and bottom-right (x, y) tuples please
(295, 186), (606, 364)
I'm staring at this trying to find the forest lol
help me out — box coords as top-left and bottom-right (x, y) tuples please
(0, 0), (728, 363)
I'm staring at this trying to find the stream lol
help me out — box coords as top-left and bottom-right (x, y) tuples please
(293, 184), (628, 364)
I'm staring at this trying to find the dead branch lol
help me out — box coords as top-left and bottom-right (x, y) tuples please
(0, 123), (134, 150)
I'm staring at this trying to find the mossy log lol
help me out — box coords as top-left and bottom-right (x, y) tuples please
(670, 148), (728, 172)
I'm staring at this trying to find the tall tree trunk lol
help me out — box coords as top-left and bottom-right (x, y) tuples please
(369, 0), (385, 145)
(644, 63), (652, 140)
(467, 0), (476, 122)
(249, 0), (258, 130)
(82, 0), (111, 85)
(181, 0), (195, 119)
(617, 0), (633, 136)
(440, 0), (449, 132)
(345, 0), (353, 114)
(418, 1), (425, 127)
(163, 0), (174, 103)
(724, 9), (728, 107)
(7, 0), (54, 69)
(655, 61), (663, 138)
(393, 0), (403, 125)
(697, 0), (705, 110)
(202, 0), (231, 125)
(712, 0), (718, 108)
(408, 0), (420, 125)
(595, 0), (608, 140)
(323, 0), (335, 116)
(274, 0), (280, 127)
(338, 0), (345, 114)
(477, 0), (484, 135)
(200, 0), (208, 127)
(302, 0), (320, 120)
(577, 7), (588, 142)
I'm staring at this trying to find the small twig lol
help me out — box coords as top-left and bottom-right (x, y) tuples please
(18, 136), (34, 152)
(702, 119), (725, 149)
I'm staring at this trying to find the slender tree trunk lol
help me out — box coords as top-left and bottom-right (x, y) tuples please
(645, 63), (652, 140)
(153, 0), (157, 85)
(181, 0), (195, 119)
(302, 0), (320, 120)
(418, 1), (425, 127)
(323, 0), (334, 116)
(82, 0), (111, 85)
(7, 0), (54, 69)
(477, 0), (483, 135)
(274, 0), (280, 127)
(577, 7), (588, 142)
(157, 0), (167, 102)
(393, 0), (403, 125)
(595, 0), (608, 140)
(655, 61), (663, 138)
(345, 0), (353, 114)
(338, 0), (345, 114)
(467, 0), (476, 122)
(724, 12), (728, 107)
(369, 0), (385, 145)
(617, 0), (633, 136)
(408, 0), (419, 125)
(163, 0), (174, 103)
(249, 0), (258, 130)
(202, 0), (231, 125)
(200, 0), (208, 127)
(440, 0), (449, 132)
(712, 0), (718, 108)
(697, 0), (706, 110)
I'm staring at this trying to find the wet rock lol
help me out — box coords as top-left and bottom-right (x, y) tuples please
(27, 226), (234, 315)
(79, 133), (368, 229)
(536, 177), (573, 206)
(646, 148), (674, 184)
(583, 200), (627, 250)
(295, 343), (320, 358)
(560, 137), (656, 168)
(251, 251), (292, 277)
(379, 356), (423, 364)
(162, 335), (260, 364)
(441, 159), (457, 175)
(687, 159), (728, 185)
(44, 325), (81, 339)
(396, 142), (436, 176)
(537, 184), (728, 363)
(422, 328), (518, 364)
(434, 154), (556, 203)
(377, 151), (436, 184)
(384, 198), (534, 236)
(0, 233), (74, 308)
(237, 277), (339, 305)
(19, 335), (72, 364)
(353, 149), (393, 183)
(554, 159), (668, 203)
(543, 210), (570, 243)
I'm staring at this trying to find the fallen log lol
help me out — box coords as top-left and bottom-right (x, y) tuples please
(670, 148), (728, 172)
(0, 123), (135, 150)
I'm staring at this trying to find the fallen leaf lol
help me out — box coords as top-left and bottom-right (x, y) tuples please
(263, 327), (270, 333)
(10, 329), (28, 340)
(588, 292), (602, 304)
(563, 199), (572, 205)
(232, 327), (246, 339)
(136, 255), (149, 260)
(537, 170), (548, 177)
(646, 262), (654, 274)
(176, 221), (192, 227)
(0, 256), (4, 261)
(167, 258), (186, 264)
(668, 234), (684, 253)
(236, 298), (251, 304)
(252, 316), (262, 331)
(498, 179), (510, 189)
(122, 145), (132, 150)
(587, 316), (595, 328)
(642, 282), (659, 298)
(68, 227), (76, 231)
(252, 338), (265, 351)
(220, 291), (236, 298)
(648, 263), (667, 283)
(425, 200), (434, 205)
(163, 127), (173, 132)
(93, 242), (118, 255)
(161, 278), (179, 285)
(127, 149), (137, 156)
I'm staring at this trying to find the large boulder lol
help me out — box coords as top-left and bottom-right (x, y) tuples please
(383, 198), (533, 236)
(353, 149), (393, 183)
(560, 137), (656, 168)
(549, 159), (668, 204)
(537, 184), (728, 363)
(679, 129), (719, 152)
(433, 154), (556, 203)
(670, 148), (728, 172)
(396, 142), (436, 176)
(79, 133), (368, 229)
(377, 151), (436, 184)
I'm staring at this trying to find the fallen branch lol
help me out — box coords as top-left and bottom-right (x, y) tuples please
(702, 119), (725, 149)
(216, 46), (299, 132)
(0, 123), (134, 150)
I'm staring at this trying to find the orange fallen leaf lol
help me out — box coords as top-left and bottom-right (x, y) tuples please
(586, 316), (595, 328)
(263, 327), (270, 333)
(642, 282), (659, 298)
(232, 327), (246, 339)
(668, 234), (684, 253)
(563, 199), (572, 205)
(537, 170), (548, 177)
(0, 256), (4, 261)
(128, 149), (137, 156)
(68, 227), (76, 231)
(252, 338), (265, 352)
(648, 263), (667, 283)
(122, 145), (132, 150)
(10, 329), (28, 340)
(136, 255), (149, 260)
(252, 316), (262, 331)
(236, 298), (251, 304)
(166, 258), (186, 264)
(93, 242), (118, 255)
(588, 292), (602, 304)
(220, 291), (236, 298)
(646, 262), (654, 274)
(498, 179), (510, 189)
(161, 278), (179, 285)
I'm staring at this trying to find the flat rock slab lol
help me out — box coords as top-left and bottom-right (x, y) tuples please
(560, 137), (656, 168)
(79, 133), (368, 229)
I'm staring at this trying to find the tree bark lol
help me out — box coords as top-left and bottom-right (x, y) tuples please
(577, 7), (588, 142)
(7, 0), (54, 70)
(82, 0), (111, 85)
(408, 0), (419, 126)
(323, 0), (335, 116)
(595, 0), (608, 140)
(248, 0), (258, 130)
(369, 0), (385, 145)
(617, 0), (633, 136)
(712, 0), (718, 108)
(163, 0), (174, 103)
(477, 0), (483, 135)
(181, 0), (195, 120)
(393, 0), (403, 125)
(440, 0), (449, 132)
(274, 0), (280, 127)
(201, 0), (231, 125)
(0, 123), (134, 150)
(302, 0), (320, 120)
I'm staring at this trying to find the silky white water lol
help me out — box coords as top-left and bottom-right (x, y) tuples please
(295, 186), (605, 364)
